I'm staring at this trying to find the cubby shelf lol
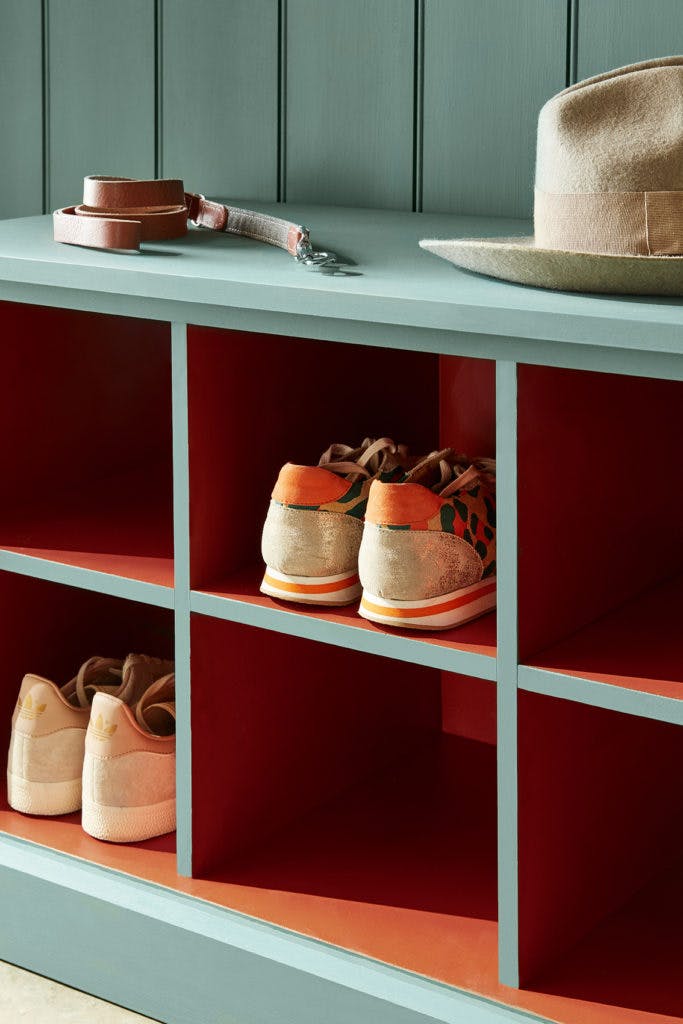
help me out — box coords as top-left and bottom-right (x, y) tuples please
(0, 549), (174, 608)
(0, 205), (681, 1024)
(0, 468), (174, 592)
(519, 574), (683, 725)
(190, 565), (496, 677)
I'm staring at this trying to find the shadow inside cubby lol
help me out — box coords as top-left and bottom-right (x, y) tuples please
(0, 302), (174, 587)
(518, 691), (683, 1019)
(529, 859), (683, 1020)
(188, 325), (497, 653)
(518, 365), (683, 701)
(0, 573), (177, 867)
(190, 614), (499, 989)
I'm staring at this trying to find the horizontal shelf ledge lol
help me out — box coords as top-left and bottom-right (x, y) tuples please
(518, 665), (683, 726)
(519, 574), (683, 724)
(0, 549), (174, 609)
(0, 833), (527, 1024)
(190, 574), (496, 679)
(0, 206), (681, 359)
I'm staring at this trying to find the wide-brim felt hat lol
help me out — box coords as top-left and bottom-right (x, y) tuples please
(420, 57), (683, 295)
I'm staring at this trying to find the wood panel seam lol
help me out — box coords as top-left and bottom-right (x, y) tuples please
(41, 0), (50, 214)
(413, 0), (425, 212)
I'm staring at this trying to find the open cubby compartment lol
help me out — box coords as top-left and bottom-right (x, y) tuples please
(0, 571), (177, 875)
(518, 365), (683, 704)
(187, 325), (496, 659)
(188, 613), (500, 994)
(517, 691), (683, 1022)
(0, 302), (173, 587)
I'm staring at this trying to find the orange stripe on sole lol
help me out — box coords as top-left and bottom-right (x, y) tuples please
(361, 580), (496, 619)
(263, 572), (359, 595)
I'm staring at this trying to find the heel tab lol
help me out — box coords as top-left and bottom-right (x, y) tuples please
(365, 481), (442, 526)
(87, 692), (132, 747)
(272, 463), (351, 506)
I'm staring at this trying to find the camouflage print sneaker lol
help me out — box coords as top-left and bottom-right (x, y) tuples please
(261, 438), (410, 606)
(358, 449), (496, 630)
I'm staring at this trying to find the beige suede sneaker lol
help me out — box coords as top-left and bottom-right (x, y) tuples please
(81, 673), (176, 843)
(261, 437), (411, 606)
(7, 654), (173, 817)
(358, 450), (496, 630)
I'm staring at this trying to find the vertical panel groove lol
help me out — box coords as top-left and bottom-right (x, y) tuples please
(41, 0), (50, 213)
(155, 0), (163, 177)
(412, 0), (425, 212)
(278, 0), (287, 203)
(568, 0), (579, 84)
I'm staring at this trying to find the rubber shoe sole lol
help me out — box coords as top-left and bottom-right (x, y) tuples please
(359, 577), (496, 630)
(81, 795), (176, 843)
(261, 566), (362, 607)
(7, 771), (81, 816)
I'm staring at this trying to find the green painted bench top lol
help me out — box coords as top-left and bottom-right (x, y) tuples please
(0, 204), (680, 356)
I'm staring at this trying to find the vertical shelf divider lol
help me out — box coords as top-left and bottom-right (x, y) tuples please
(171, 320), (192, 877)
(495, 359), (520, 988)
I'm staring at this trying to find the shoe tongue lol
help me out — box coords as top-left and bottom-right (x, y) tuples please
(135, 673), (176, 736)
(69, 657), (124, 708)
(117, 654), (175, 706)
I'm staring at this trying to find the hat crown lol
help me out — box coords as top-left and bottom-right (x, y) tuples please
(536, 57), (683, 195)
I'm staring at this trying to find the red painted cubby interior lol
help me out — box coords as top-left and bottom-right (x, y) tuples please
(187, 325), (496, 651)
(190, 611), (500, 990)
(527, 856), (683, 1021)
(0, 303), (174, 586)
(191, 615), (441, 870)
(526, 573), (683, 700)
(518, 365), (683, 695)
(0, 304), (680, 1023)
(0, 572), (176, 860)
(518, 691), (683, 1005)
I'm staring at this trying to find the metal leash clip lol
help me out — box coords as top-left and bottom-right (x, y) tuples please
(295, 228), (338, 268)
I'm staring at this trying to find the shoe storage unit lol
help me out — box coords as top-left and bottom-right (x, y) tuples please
(0, 204), (680, 1024)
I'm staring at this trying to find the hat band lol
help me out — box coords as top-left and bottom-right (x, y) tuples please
(534, 189), (683, 256)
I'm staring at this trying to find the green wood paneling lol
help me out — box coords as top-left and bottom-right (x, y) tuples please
(422, 0), (567, 218)
(577, 0), (683, 80)
(47, 0), (156, 211)
(285, 0), (415, 209)
(8, 3), (682, 217)
(162, 0), (279, 200)
(0, 1), (43, 218)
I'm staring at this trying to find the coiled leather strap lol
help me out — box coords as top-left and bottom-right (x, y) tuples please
(53, 176), (332, 264)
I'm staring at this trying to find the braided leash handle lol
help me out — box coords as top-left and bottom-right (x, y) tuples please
(53, 176), (336, 266)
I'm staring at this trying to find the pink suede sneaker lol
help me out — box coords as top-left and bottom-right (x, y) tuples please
(7, 654), (173, 817)
(81, 673), (176, 843)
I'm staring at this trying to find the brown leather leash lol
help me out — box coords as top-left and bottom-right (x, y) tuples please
(53, 176), (336, 266)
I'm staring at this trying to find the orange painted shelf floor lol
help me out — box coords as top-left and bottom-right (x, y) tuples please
(197, 563), (497, 658)
(526, 573), (683, 700)
(3, 737), (678, 1024)
(0, 789), (177, 879)
(0, 467), (174, 589)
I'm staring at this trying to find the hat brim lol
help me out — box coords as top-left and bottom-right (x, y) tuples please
(419, 236), (683, 296)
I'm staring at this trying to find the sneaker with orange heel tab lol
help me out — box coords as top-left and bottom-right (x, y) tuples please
(358, 450), (496, 630)
(260, 438), (410, 606)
